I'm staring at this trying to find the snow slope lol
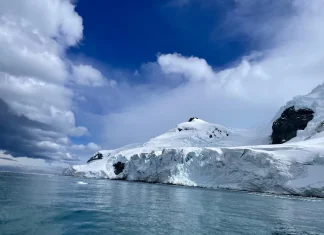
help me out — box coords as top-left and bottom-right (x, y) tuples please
(64, 85), (324, 197)
(142, 117), (269, 148)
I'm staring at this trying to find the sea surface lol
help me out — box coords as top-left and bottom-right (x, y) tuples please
(1, 172), (324, 235)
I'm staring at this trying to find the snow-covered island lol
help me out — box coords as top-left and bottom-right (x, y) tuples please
(64, 84), (324, 197)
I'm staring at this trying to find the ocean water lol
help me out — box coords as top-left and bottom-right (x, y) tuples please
(1, 172), (324, 235)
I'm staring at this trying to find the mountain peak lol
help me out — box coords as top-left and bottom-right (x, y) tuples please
(188, 117), (199, 122)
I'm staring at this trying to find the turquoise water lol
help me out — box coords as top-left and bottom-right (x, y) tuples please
(1, 172), (324, 235)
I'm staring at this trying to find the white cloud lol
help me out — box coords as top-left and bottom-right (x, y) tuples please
(0, 0), (82, 83)
(68, 126), (89, 137)
(71, 142), (101, 152)
(72, 64), (112, 87)
(87, 142), (101, 151)
(0, 0), (83, 47)
(158, 53), (215, 82)
(36, 141), (61, 151)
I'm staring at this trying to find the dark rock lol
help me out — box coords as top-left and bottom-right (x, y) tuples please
(209, 134), (212, 138)
(113, 162), (125, 175)
(271, 106), (314, 144)
(178, 128), (183, 132)
(87, 152), (103, 163)
(188, 117), (199, 122)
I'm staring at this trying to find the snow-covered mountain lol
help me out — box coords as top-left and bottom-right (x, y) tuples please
(64, 84), (324, 197)
(142, 117), (269, 148)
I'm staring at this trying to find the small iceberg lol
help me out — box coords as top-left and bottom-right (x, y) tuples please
(76, 181), (88, 185)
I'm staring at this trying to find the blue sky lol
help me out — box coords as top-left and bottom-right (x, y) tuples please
(1, 0), (324, 168)
(69, 0), (249, 70)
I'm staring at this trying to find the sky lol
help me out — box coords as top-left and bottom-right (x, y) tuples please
(1, 0), (324, 171)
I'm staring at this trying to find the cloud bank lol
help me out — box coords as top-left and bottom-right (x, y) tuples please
(0, 0), (107, 164)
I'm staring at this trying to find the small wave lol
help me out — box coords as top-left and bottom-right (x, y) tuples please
(247, 192), (323, 202)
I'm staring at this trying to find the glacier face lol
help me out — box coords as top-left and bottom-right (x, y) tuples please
(64, 141), (324, 197)
(64, 86), (324, 197)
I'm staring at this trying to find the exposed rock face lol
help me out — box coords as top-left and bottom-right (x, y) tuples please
(271, 106), (314, 144)
(188, 117), (199, 122)
(113, 162), (125, 175)
(87, 152), (103, 163)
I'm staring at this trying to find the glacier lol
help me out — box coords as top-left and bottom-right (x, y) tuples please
(64, 84), (324, 197)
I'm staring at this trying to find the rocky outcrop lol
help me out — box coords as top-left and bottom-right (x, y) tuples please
(188, 117), (199, 122)
(113, 162), (125, 175)
(271, 106), (314, 144)
(87, 152), (103, 163)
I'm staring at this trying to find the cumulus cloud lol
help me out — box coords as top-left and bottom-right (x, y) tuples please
(0, 0), (83, 46)
(100, 0), (324, 148)
(158, 53), (215, 82)
(71, 64), (116, 87)
(0, 0), (82, 82)
(0, 0), (102, 163)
